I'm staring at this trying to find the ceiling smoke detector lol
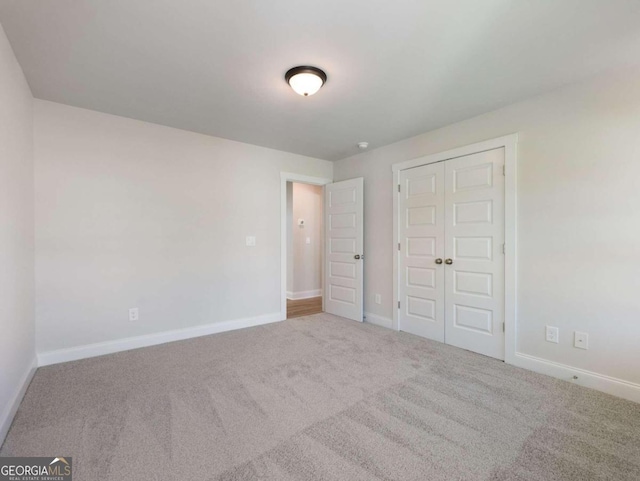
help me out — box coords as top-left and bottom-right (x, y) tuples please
(357, 142), (369, 149)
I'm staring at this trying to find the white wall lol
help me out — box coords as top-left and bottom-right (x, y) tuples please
(334, 67), (640, 389)
(289, 183), (323, 298)
(0, 23), (35, 441)
(34, 100), (332, 355)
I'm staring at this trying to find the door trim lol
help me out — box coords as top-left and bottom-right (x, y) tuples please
(391, 134), (518, 364)
(280, 173), (332, 321)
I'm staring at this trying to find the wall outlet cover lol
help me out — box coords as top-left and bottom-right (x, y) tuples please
(574, 331), (589, 350)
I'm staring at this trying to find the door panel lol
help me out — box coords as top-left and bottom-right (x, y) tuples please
(398, 163), (445, 341)
(324, 178), (364, 321)
(397, 148), (505, 360)
(444, 148), (505, 359)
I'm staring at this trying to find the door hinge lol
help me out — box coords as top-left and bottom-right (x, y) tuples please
(398, 301), (401, 309)
(398, 184), (401, 193)
(502, 165), (506, 176)
(398, 242), (401, 251)
(502, 243), (506, 254)
(503, 322), (505, 332)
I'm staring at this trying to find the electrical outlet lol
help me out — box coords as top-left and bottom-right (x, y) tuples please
(246, 236), (256, 247)
(574, 331), (589, 350)
(375, 294), (381, 305)
(545, 326), (559, 344)
(129, 308), (139, 322)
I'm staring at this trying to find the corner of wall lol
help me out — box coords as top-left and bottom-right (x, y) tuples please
(0, 356), (37, 446)
(0, 20), (37, 446)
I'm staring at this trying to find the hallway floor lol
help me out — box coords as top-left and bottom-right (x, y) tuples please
(287, 296), (322, 319)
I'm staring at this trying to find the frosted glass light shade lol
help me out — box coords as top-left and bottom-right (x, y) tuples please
(285, 66), (327, 96)
(289, 73), (324, 96)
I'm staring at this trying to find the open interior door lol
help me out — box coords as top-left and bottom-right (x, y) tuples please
(324, 178), (364, 321)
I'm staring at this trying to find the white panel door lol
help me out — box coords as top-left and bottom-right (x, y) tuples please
(444, 148), (505, 359)
(324, 178), (364, 321)
(398, 162), (445, 341)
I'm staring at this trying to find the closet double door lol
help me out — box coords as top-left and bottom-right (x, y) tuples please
(398, 148), (505, 359)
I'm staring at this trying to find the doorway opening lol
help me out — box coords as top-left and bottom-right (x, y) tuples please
(286, 181), (324, 319)
(280, 173), (364, 323)
(280, 173), (332, 321)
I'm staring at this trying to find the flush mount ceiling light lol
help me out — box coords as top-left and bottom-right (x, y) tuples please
(285, 66), (327, 96)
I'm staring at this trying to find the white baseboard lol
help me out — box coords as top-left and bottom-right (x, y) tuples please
(287, 289), (322, 300)
(38, 312), (282, 367)
(364, 312), (393, 329)
(512, 352), (640, 404)
(1, 356), (37, 444)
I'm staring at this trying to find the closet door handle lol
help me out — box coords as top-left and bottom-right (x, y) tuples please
(445, 258), (453, 265)
(435, 258), (443, 265)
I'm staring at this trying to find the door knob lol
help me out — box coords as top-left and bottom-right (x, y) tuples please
(354, 255), (361, 260)
(435, 258), (443, 264)
(445, 258), (453, 265)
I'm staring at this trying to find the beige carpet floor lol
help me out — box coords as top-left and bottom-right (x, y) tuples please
(2, 313), (639, 480)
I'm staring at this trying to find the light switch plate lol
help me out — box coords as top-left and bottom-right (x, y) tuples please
(306, 237), (311, 244)
(246, 236), (256, 247)
(545, 326), (559, 343)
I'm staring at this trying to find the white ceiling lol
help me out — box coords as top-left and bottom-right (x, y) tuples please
(1, 0), (640, 161)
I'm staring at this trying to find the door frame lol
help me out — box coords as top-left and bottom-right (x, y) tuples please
(280, 172), (332, 321)
(391, 134), (518, 364)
